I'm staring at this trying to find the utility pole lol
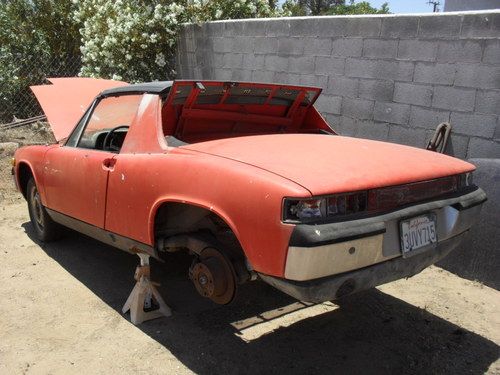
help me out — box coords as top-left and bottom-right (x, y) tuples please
(427, 0), (440, 12)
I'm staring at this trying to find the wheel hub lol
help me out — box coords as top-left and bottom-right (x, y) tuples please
(189, 247), (236, 305)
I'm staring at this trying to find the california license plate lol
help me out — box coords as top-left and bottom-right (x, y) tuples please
(400, 214), (437, 255)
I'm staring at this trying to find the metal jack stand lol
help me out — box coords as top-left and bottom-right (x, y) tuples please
(122, 253), (171, 325)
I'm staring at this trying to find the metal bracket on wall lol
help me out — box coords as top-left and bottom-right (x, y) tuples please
(426, 122), (452, 154)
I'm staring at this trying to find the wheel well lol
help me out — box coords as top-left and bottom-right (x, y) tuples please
(154, 202), (244, 258)
(18, 163), (33, 198)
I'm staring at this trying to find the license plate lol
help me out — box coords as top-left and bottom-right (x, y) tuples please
(400, 214), (437, 255)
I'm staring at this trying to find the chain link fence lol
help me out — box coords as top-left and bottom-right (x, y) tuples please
(0, 56), (81, 124)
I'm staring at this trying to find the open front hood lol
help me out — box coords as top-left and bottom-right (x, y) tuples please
(31, 77), (128, 141)
(181, 134), (475, 196)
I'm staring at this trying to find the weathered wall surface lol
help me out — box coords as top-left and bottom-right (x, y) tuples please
(177, 11), (500, 159)
(437, 158), (500, 290)
(444, 0), (500, 12)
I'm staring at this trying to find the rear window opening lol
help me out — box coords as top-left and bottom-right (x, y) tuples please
(161, 81), (335, 146)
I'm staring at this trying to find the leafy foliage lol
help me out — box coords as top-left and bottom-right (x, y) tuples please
(75, 0), (280, 82)
(325, 1), (390, 15)
(0, 0), (81, 120)
(283, 0), (389, 16)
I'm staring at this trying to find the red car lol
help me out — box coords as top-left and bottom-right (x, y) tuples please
(13, 78), (486, 304)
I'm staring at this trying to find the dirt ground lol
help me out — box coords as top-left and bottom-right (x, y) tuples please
(0, 127), (499, 374)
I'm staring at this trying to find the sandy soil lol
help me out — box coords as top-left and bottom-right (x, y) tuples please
(0, 128), (498, 374)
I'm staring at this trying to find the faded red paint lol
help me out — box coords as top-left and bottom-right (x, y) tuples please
(31, 77), (127, 141)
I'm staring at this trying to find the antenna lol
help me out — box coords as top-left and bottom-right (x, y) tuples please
(427, 0), (440, 12)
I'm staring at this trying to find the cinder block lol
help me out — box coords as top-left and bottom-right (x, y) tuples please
(254, 37), (278, 54)
(397, 39), (437, 62)
(243, 21), (267, 37)
(358, 79), (394, 102)
(242, 54), (265, 71)
(185, 37), (197, 53)
(339, 116), (359, 136)
(278, 37), (304, 56)
(374, 102), (410, 125)
(414, 62), (455, 85)
(381, 17), (419, 38)
(344, 18), (381, 37)
(356, 120), (390, 141)
(437, 40), (483, 63)
(213, 37), (232, 53)
(483, 40), (500, 64)
(476, 89), (500, 115)
(289, 56), (316, 74)
(409, 106), (450, 129)
(468, 138), (500, 158)
(342, 98), (374, 120)
(289, 18), (319, 37)
(205, 23), (224, 37)
(231, 37), (254, 53)
(450, 112), (497, 138)
(461, 14), (497, 38)
(387, 125), (429, 148)
(252, 70), (275, 82)
(214, 68), (233, 80)
(345, 58), (414, 82)
(394, 82), (433, 107)
(418, 15), (461, 38)
(266, 19), (290, 37)
(316, 17), (348, 37)
(443, 134), (470, 159)
(264, 55), (289, 72)
(299, 74), (328, 88)
(455, 64), (500, 90)
(231, 69), (252, 81)
(326, 75), (358, 98)
(212, 53), (224, 67)
(274, 72), (300, 85)
(223, 21), (245, 37)
(495, 118), (500, 140)
(303, 38), (332, 56)
(223, 53), (243, 68)
(331, 38), (363, 57)
(432, 86), (476, 112)
(363, 39), (398, 59)
(315, 94), (342, 115)
(315, 56), (345, 75)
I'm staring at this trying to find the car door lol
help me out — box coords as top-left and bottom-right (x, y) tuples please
(43, 95), (143, 228)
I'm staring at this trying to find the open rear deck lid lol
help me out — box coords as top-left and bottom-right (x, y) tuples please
(163, 80), (323, 139)
(165, 80), (322, 109)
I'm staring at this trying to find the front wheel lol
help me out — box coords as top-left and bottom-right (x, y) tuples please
(27, 178), (62, 242)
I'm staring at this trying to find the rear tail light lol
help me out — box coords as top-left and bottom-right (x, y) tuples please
(284, 192), (367, 222)
(283, 173), (473, 223)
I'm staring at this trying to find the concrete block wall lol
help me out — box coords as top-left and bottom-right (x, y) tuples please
(176, 11), (500, 159)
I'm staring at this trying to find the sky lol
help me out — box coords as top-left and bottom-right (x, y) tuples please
(355, 0), (439, 13)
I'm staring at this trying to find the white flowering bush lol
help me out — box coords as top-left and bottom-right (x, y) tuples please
(75, 0), (281, 82)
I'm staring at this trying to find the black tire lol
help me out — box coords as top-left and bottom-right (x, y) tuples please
(27, 178), (62, 242)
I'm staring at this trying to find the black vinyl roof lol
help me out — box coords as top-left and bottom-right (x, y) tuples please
(100, 81), (173, 97)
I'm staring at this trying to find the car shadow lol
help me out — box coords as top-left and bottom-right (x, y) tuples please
(23, 223), (499, 375)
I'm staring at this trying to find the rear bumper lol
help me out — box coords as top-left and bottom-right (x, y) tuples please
(259, 231), (466, 303)
(258, 187), (486, 302)
(283, 187), (486, 281)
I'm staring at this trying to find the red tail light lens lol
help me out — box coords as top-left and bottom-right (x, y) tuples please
(283, 173), (472, 223)
(367, 175), (459, 212)
(327, 192), (367, 215)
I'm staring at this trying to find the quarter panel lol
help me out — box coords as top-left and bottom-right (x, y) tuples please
(104, 150), (309, 276)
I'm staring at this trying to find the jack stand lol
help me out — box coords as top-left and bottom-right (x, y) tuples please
(122, 253), (171, 325)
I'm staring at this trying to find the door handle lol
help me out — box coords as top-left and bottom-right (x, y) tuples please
(102, 158), (117, 170)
